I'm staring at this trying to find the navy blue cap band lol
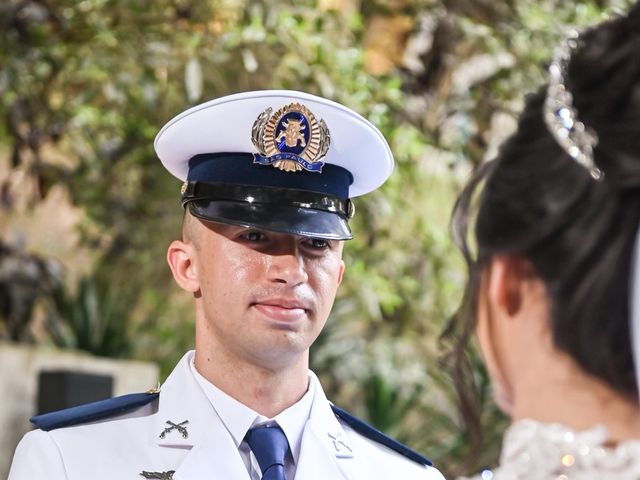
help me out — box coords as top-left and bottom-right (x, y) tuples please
(187, 153), (354, 198)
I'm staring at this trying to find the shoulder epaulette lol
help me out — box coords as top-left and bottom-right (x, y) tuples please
(31, 391), (160, 432)
(331, 404), (432, 466)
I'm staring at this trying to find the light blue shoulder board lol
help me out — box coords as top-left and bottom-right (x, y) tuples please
(331, 405), (433, 466)
(31, 391), (160, 432)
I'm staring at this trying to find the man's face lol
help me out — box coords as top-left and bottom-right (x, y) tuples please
(184, 219), (345, 370)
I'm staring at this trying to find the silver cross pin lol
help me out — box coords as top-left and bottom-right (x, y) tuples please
(328, 432), (353, 457)
(140, 471), (175, 479)
(159, 420), (189, 439)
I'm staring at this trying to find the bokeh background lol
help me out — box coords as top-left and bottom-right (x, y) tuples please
(0, 0), (632, 477)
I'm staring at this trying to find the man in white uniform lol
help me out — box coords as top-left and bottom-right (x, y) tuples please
(8, 90), (445, 480)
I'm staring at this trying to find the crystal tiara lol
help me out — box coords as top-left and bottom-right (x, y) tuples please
(543, 30), (602, 180)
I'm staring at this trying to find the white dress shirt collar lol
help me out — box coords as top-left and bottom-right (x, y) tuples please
(189, 353), (314, 466)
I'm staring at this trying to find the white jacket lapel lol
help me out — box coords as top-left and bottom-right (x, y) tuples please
(172, 426), (250, 480)
(152, 352), (212, 449)
(294, 373), (354, 480)
(152, 352), (250, 479)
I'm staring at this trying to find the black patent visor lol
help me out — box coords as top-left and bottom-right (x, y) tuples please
(182, 182), (354, 240)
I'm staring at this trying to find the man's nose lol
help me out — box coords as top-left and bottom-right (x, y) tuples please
(268, 249), (309, 285)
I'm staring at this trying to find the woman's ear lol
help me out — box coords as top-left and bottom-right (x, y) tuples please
(477, 256), (536, 412)
(477, 263), (515, 414)
(487, 255), (537, 318)
(167, 240), (200, 293)
(479, 255), (550, 415)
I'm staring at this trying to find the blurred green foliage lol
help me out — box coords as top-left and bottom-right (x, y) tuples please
(0, 0), (632, 476)
(44, 268), (146, 357)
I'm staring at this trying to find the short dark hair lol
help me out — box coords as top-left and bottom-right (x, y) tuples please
(443, 1), (640, 443)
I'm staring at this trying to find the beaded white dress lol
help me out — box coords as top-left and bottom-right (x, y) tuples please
(460, 419), (640, 480)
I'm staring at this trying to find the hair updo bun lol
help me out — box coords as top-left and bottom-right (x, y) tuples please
(446, 2), (640, 437)
(569, 3), (640, 189)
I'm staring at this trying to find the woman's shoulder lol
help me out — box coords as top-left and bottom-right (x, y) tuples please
(460, 419), (640, 480)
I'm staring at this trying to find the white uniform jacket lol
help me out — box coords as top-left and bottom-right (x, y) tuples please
(8, 352), (445, 480)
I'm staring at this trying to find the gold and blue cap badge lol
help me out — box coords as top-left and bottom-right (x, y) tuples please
(154, 90), (393, 240)
(252, 102), (330, 173)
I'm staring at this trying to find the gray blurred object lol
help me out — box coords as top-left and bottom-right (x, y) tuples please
(37, 370), (114, 414)
(0, 241), (63, 342)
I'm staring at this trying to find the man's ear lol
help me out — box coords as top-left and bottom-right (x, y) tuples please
(167, 240), (200, 293)
(336, 259), (345, 286)
(486, 256), (537, 318)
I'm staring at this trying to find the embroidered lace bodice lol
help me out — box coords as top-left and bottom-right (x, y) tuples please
(460, 419), (640, 480)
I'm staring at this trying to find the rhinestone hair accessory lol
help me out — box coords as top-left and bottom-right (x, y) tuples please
(544, 30), (602, 180)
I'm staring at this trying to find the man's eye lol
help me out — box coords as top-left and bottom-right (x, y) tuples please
(306, 238), (329, 249)
(242, 231), (266, 242)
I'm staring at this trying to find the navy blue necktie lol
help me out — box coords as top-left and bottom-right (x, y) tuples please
(245, 425), (289, 480)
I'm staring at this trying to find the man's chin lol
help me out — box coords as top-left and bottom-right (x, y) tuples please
(246, 337), (311, 369)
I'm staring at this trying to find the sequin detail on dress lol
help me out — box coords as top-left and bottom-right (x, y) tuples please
(460, 419), (640, 480)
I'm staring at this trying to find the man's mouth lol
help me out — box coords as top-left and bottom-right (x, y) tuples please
(251, 298), (310, 323)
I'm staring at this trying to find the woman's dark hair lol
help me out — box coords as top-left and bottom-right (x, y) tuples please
(443, 1), (640, 451)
